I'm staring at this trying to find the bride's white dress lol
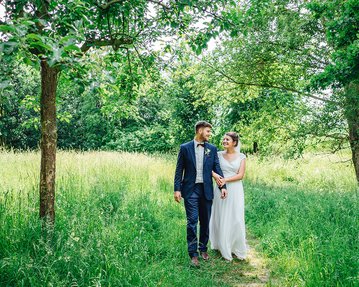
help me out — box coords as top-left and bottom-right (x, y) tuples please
(209, 151), (247, 261)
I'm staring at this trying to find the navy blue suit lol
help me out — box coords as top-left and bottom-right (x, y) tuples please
(174, 140), (226, 257)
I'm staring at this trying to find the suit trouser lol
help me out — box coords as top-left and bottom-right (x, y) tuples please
(184, 183), (213, 258)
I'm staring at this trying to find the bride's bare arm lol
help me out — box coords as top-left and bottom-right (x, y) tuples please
(224, 159), (246, 183)
(212, 171), (219, 178)
(212, 171), (225, 186)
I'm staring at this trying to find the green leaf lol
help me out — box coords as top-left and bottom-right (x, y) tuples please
(63, 44), (81, 52)
(29, 41), (53, 51)
(34, 19), (48, 27)
(3, 41), (18, 53)
(22, 20), (36, 26)
(60, 35), (76, 45)
(0, 25), (16, 33)
(26, 33), (43, 42)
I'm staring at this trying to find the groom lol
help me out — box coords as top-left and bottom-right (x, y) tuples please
(174, 121), (227, 267)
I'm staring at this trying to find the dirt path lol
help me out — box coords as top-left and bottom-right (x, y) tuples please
(211, 234), (271, 286)
(235, 235), (270, 287)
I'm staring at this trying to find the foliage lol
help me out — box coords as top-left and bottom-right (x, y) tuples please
(0, 0), (233, 68)
(0, 58), (40, 148)
(307, 0), (359, 88)
(0, 0), (358, 180)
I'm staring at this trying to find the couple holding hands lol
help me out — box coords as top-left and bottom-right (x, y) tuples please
(174, 121), (247, 267)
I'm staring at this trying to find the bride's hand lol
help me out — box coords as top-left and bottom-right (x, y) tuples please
(213, 172), (226, 187)
(215, 176), (222, 186)
(217, 177), (226, 187)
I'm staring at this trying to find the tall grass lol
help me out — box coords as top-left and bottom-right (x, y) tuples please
(246, 151), (357, 193)
(0, 151), (256, 286)
(0, 151), (357, 286)
(244, 152), (358, 286)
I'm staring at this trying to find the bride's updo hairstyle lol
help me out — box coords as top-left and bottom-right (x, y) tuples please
(225, 132), (239, 147)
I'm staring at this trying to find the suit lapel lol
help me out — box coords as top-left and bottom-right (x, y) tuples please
(189, 141), (196, 168)
(203, 142), (208, 165)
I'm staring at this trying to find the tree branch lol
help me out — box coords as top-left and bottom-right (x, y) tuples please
(106, 11), (114, 43)
(201, 57), (338, 104)
(147, 0), (170, 10)
(97, 0), (123, 10)
(126, 48), (133, 76)
(133, 45), (157, 82)
(96, 0), (170, 10)
(81, 37), (133, 52)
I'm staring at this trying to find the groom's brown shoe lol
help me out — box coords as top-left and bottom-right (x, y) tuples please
(191, 256), (200, 267)
(200, 252), (210, 261)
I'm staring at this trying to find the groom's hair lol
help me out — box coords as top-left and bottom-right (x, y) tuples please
(195, 121), (212, 133)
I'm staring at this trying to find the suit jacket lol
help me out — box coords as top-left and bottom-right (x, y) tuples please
(174, 140), (226, 200)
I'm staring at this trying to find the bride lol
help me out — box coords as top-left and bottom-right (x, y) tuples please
(209, 131), (247, 261)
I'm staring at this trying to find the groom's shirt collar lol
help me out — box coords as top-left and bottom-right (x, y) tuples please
(194, 138), (205, 148)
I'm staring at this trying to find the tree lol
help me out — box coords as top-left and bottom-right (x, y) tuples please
(166, 59), (217, 145)
(203, 0), (359, 181)
(0, 0), (231, 224)
(308, 0), (359, 182)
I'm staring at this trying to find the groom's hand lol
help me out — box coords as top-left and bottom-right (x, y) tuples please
(174, 191), (182, 203)
(220, 188), (228, 199)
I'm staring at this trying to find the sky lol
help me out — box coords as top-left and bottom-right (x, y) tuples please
(0, 4), (4, 20)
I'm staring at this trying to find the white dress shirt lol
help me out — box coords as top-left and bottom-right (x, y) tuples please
(194, 139), (204, 183)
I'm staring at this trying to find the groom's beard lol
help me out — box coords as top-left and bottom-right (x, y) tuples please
(199, 134), (210, 142)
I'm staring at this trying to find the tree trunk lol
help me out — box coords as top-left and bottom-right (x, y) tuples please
(345, 82), (359, 183)
(39, 59), (59, 224)
(0, 104), (4, 147)
(253, 141), (258, 153)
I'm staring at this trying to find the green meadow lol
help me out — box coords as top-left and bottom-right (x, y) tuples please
(0, 151), (358, 286)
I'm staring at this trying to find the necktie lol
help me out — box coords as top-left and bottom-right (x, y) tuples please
(197, 143), (205, 147)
